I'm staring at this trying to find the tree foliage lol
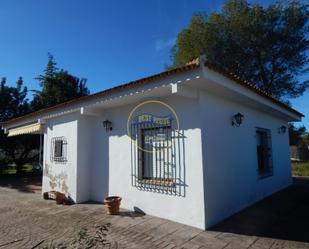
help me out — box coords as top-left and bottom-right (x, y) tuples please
(0, 77), (39, 174)
(1, 54), (90, 174)
(289, 124), (309, 160)
(0, 77), (30, 120)
(172, 0), (309, 101)
(289, 123), (306, 145)
(32, 53), (90, 109)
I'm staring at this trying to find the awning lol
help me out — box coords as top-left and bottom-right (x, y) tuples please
(8, 123), (43, 137)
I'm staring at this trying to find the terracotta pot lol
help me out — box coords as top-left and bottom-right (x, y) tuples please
(55, 192), (66, 205)
(104, 196), (122, 215)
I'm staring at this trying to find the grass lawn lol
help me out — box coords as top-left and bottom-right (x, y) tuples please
(292, 161), (309, 176)
(1, 164), (34, 175)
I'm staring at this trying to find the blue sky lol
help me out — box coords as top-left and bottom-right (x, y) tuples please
(0, 0), (308, 128)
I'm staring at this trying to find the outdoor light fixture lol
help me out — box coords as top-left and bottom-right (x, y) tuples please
(278, 125), (287, 134)
(102, 120), (112, 131)
(232, 112), (244, 127)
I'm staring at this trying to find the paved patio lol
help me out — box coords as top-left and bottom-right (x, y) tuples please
(0, 178), (309, 248)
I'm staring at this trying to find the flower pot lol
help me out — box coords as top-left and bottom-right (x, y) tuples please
(104, 196), (122, 215)
(55, 192), (66, 205)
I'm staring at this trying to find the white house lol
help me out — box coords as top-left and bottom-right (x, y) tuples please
(1, 56), (303, 229)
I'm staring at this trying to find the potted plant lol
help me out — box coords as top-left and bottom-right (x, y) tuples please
(104, 196), (122, 215)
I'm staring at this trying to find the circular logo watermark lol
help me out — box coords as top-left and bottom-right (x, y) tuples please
(127, 100), (179, 153)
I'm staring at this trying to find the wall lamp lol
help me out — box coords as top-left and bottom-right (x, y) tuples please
(102, 120), (113, 131)
(278, 125), (287, 134)
(232, 112), (244, 127)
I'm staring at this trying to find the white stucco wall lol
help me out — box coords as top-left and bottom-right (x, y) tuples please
(51, 95), (206, 228)
(42, 113), (78, 201)
(41, 86), (292, 230)
(199, 90), (291, 228)
(43, 113), (109, 204)
(90, 96), (207, 229)
(75, 115), (109, 203)
(75, 116), (93, 203)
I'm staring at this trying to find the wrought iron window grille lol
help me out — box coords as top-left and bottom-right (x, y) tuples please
(51, 137), (68, 163)
(130, 114), (186, 196)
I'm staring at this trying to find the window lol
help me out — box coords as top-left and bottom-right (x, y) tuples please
(51, 137), (67, 163)
(137, 126), (173, 186)
(256, 128), (273, 178)
(54, 140), (63, 158)
(130, 114), (185, 195)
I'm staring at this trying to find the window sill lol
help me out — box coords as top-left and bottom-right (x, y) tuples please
(138, 179), (175, 187)
(258, 172), (273, 179)
(52, 158), (67, 164)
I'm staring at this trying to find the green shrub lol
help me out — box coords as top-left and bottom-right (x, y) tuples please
(292, 161), (309, 176)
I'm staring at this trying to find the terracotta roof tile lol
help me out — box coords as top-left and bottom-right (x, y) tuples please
(1, 58), (303, 126)
(1, 62), (200, 126)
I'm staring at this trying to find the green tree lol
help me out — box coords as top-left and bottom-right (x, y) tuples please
(32, 53), (90, 109)
(0, 77), (29, 121)
(172, 0), (309, 101)
(289, 123), (306, 146)
(0, 77), (40, 175)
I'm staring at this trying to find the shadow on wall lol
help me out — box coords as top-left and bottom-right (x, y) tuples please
(89, 118), (109, 202)
(210, 183), (309, 243)
(130, 128), (187, 197)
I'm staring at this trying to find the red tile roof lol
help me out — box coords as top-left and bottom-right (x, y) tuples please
(1, 58), (303, 127)
(1, 62), (200, 126)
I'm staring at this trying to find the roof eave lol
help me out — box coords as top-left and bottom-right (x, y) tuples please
(204, 62), (304, 119)
(1, 62), (201, 128)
